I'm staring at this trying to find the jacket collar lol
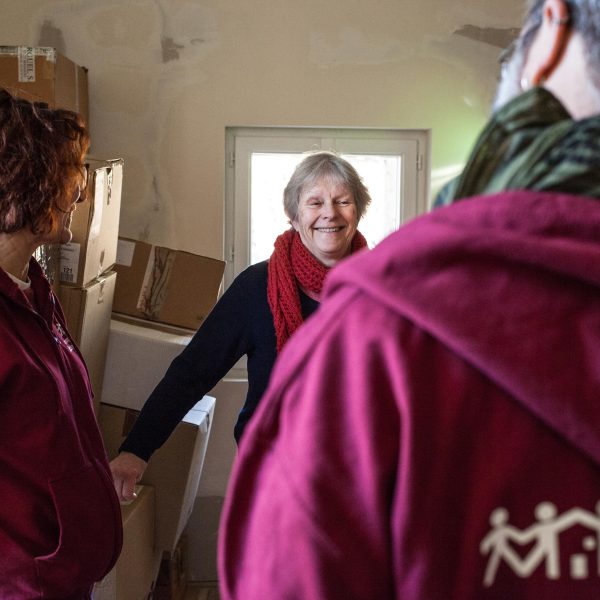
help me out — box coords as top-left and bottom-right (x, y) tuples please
(0, 257), (55, 325)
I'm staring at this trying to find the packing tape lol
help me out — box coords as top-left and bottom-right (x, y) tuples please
(137, 246), (177, 319)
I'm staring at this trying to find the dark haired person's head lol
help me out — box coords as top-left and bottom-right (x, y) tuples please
(0, 88), (89, 242)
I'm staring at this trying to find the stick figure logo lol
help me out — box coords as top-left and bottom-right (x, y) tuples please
(480, 501), (600, 586)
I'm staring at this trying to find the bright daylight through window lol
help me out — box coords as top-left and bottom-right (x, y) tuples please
(250, 152), (402, 264)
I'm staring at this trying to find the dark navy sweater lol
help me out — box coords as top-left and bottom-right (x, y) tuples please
(120, 260), (319, 458)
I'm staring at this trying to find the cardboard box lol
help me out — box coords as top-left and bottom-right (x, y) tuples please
(60, 157), (123, 287)
(153, 535), (187, 600)
(101, 319), (192, 411)
(99, 396), (216, 556)
(111, 312), (198, 336)
(112, 238), (225, 331)
(184, 496), (223, 583)
(94, 485), (158, 600)
(58, 271), (117, 414)
(0, 46), (88, 125)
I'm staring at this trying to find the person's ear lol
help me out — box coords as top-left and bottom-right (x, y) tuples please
(524, 0), (571, 87)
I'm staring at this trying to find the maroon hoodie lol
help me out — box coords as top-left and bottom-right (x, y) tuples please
(219, 190), (600, 599)
(0, 259), (122, 599)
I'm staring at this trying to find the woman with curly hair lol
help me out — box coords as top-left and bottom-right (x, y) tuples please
(0, 88), (122, 599)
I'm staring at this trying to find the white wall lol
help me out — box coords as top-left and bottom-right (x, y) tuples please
(3, 0), (525, 260)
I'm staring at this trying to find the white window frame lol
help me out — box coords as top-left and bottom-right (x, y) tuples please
(224, 126), (430, 288)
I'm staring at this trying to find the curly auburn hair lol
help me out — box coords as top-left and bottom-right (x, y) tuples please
(0, 88), (90, 235)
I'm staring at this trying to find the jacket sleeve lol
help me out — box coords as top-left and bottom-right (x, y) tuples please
(218, 287), (403, 600)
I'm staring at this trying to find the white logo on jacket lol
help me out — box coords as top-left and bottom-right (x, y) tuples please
(480, 502), (600, 586)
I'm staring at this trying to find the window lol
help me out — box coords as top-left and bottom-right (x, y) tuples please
(225, 127), (430, 286)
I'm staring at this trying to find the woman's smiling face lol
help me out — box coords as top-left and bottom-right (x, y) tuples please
(292, 176), (358, 267)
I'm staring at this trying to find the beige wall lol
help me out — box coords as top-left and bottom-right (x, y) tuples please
(3, 0), (525, 261)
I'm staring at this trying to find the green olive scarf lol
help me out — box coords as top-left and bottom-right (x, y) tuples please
(434, 87), (600, 207)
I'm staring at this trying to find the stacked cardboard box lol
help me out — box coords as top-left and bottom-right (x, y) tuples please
(93, 485), (157, 600)
(98, 318), (216, 598)
(59, 271), (117, 407)
(97, 396), (214, 599)
(99, 396), (215, 556)
(153, 535), (188, 600)
(0, 47), (89, 290)
(0, 46), (89, 125)
(58, 158), (124, 413)
(112, 237), (225, 332)
(101, 319), (193, 411)
(60, 158), (124, 287)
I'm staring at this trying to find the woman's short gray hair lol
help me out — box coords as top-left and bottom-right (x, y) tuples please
(283, 151), (372, 223)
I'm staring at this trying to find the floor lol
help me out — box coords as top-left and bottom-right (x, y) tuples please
(184, 582), (220, 600)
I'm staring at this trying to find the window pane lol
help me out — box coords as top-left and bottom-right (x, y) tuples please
(250, 153), (306, 264)
(250, 152), (402, 264)
(341, 154), (401, 250)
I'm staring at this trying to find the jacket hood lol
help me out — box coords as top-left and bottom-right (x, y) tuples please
(325, 190), (600, 466)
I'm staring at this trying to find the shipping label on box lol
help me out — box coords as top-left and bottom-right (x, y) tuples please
(112, 238), (225, 331)
(60, 157), (123, 287)
(59, 242), (81, 284)
(16, 46), (41, 83)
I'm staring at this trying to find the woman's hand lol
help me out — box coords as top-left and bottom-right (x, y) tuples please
(109, 452), (148, 502)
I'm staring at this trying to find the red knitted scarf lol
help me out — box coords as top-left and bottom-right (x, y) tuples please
(267, 229), (367, 352)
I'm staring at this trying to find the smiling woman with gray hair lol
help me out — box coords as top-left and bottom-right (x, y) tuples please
(110, 150), (372, 502)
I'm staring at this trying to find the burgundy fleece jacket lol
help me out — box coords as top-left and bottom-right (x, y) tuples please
(0, 259), (122, 599)
(220, 191), (600, 600)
